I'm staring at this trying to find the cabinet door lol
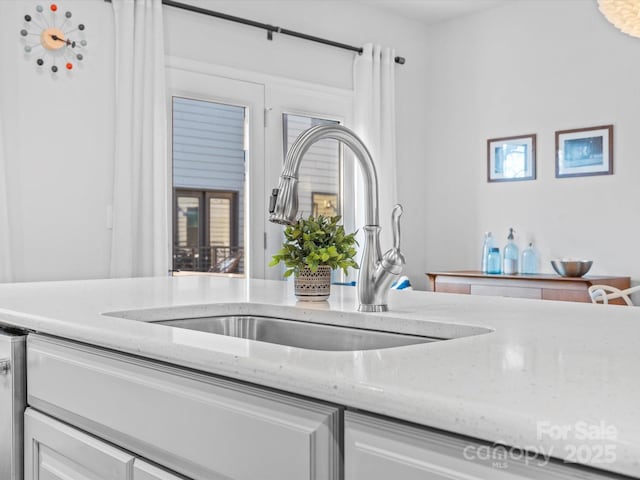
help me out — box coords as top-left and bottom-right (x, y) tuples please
(24, 408), (135, 480)
(0, 331), (25, 480)
(134, 460), (186, 480)
(345, 411), (618, 480)
(27, 334), (342, 480)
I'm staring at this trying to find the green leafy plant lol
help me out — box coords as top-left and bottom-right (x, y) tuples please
(269, 215), (359, 278)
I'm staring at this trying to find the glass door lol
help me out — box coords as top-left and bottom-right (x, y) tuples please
(282, 113), (341, 220)
(167, 68), (265, 277)
(173, 188), (240, 274)
(172, 95), (245, 275)
(265, 83), (354, 281)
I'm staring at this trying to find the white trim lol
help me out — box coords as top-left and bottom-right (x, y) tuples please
(166, 67), (266, 278)
(165, 56), (353, 100)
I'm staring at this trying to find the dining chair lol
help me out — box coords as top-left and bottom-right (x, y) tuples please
(588, 284), (640, 306)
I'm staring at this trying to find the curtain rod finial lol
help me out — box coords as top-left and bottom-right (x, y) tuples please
(395, 56), (405, 65)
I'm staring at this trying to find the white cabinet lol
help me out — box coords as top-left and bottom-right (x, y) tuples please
(26, 333), (621, 480)
(24, 408), (188, 480)
(134, 460), (185, 480)
(345, 411), (618, 480)
(24, 408), (136, 480)
(27, 334), (341, 480)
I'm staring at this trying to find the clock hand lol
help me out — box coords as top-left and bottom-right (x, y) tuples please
(50, 34), (72, 46)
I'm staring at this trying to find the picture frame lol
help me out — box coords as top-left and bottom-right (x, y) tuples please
(487, 134), (536, 182)
(555, 125), (613, 178)
(311, 192), (339, 217)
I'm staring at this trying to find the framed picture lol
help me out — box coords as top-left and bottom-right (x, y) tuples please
(555, 125), (613, 178)
(487, 134), (536, 182)
(311, 192), (338, 217)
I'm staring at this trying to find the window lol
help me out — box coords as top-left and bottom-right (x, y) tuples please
(282, 114), (341, 220)
(167, 67), (266, 278)
(167, 61), (353, 280)
(172, 97), (246, 275)
(174, 189), (240, 273)
(264, 82), (353, 280)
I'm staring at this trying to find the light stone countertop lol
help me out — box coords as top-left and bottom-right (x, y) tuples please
(0, 275), (638, 477)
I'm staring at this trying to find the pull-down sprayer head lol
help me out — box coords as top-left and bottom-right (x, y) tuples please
(268, 177), (298, 225)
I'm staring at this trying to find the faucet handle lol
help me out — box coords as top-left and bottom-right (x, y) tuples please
(268, 188), (279, 214)
(382, 204), (405, 275)
(391, 204), (402, 251)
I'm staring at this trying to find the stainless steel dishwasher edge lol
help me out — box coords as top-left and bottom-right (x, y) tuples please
(0, 329), (26, 480)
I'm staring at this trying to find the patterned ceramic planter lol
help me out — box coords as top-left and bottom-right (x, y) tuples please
(294, 265), (331, 301)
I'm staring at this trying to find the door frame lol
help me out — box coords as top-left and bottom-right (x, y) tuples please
(167, 64), (265, 278)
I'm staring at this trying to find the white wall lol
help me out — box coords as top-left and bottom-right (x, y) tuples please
(0, 0), (430, 286)
(4, 0), (637, 292)
(424, 1), (640, 286)
(0, 0), (114, 282)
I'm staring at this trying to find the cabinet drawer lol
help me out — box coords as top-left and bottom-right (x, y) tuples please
(345, 411), (618, 480)
(27, 335), (341, 480)
(542, 289), (591, 303)
(134, 460), (186, 480)
(435, 282), (471, 294)
(470, 284), (542, 299)
(24, 408), (136, 480)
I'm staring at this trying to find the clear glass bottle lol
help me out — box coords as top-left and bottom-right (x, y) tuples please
(503, 228), (519, 275)
(481, 232), (494, 273)
(521, 242), (538, 274)
(487, 247), (502, 274)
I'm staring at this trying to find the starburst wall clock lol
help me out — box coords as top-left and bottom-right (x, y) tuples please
(19, 3), (87, 74)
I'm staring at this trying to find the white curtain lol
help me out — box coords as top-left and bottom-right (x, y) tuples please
(353, 43), (398, 250)
(0, 109), (11, 283)
(110, 0), (168, 277)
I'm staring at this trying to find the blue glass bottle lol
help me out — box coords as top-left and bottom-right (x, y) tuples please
(521, 242), (538, 274)
(503, 228), (519, 275)
(481, 232), (494, 273)
(487, 247), (502, 274)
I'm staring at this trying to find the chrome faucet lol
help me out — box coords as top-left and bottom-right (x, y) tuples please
(268, 124), (405, 312)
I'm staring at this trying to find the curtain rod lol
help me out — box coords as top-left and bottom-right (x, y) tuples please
(104, 0), (406, 65)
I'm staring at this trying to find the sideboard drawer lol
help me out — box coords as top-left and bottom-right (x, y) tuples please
(470, 284), (541, 299)
(27, 334), (342, 480)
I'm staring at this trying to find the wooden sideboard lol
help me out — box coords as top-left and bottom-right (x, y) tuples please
(426, 271), (631, 304)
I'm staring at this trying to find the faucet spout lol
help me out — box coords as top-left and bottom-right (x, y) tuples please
(268, 124), (403, 312)
(270, 125), (379, 226)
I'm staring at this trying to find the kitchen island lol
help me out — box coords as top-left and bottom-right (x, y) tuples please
(0, 275), (638, 479)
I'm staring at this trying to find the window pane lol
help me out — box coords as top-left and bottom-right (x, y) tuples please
(209, 197), (231, 246)
(176, 196), (200, 248)
(283, 114), (340, 219)
(172, 97), (246, 275)
(208, 195), (241, 273)
(174, 195), (200, 271)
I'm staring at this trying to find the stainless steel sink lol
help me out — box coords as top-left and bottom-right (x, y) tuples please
(154, 315), (441, 351)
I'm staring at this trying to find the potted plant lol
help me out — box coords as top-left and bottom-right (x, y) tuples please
(269, 214), (359, 301)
